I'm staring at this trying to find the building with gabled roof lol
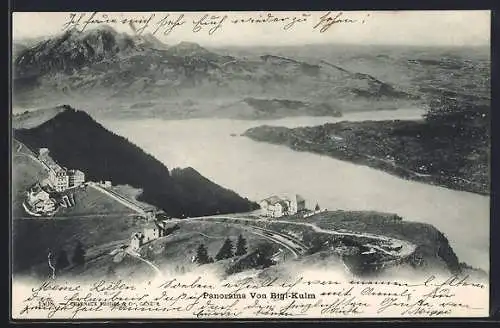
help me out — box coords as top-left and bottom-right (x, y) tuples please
(261, 196), (282, 206)
(260, 194), (306, 218)
(143, 221), (162, 243)
(130, 220), (171, 250)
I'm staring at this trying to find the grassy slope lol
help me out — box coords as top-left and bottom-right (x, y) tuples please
(12, 140), (142, 278)
(12, 215), (143, 276)
(63, 252), (157, 282)
(154, 221), (283, 268)
(55, 185), (137, 216)
(215, 211), (461, 274)
(110, 184), (157, 211)
(67, 220), (287, 280)
(11, 147), (48, 217)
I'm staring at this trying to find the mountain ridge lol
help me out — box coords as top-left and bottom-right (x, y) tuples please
(12, 26), (420, 119)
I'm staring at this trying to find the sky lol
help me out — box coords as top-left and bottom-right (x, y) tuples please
(12, 11), (491, 47)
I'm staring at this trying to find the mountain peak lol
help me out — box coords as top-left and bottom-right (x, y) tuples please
(12, 105), (99, 130)
(56, 104), (76, 112)
(134, 32), (169, 50)
(62, 25), (119, 38)
(83, 24), (119, 35)
(50, 105), (94, 122)
(167, 41), (211, 56)
(14, 26), (137, 78)
(176, 41), (203, 48)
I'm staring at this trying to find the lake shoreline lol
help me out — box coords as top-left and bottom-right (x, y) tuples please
(243, 127), (489, 196)
(99, 109), (489, 271)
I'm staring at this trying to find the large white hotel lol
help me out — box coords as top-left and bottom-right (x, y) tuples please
(38, 148), (85, 192)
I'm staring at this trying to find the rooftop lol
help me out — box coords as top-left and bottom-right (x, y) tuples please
(143, 220), (166, 230)
(261, 195), (283, 205)
(68, 169), (84, 175)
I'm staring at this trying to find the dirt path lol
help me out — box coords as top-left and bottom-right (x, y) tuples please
(196, 232), (226, 239)
(125, 248), (163, 278)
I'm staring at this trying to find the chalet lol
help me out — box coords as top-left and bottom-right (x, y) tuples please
(25, 184), (57, 214)
(260, 194), (307, 218)
(129, 220), (172, 249)
(259, 196), (285, 218)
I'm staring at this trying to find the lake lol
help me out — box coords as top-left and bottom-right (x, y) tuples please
(100, 109), (490, 272)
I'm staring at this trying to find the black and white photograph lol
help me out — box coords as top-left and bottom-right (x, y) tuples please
(10, 11), (491, 319)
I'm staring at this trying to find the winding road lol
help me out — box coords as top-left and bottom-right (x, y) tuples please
(187, 215), (416, 259)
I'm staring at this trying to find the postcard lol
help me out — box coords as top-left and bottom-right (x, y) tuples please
(10, 10), (491, 319)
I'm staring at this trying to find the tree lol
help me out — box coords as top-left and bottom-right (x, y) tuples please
(215, 238), (234, 261)
(72, 241), (86, 266)
(235, 234), (247, 256)
(315, 203), (321, 211)
(55, 249), (70, 271)
(254, 243), (275, 268)
(195, 244), (211, 264)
